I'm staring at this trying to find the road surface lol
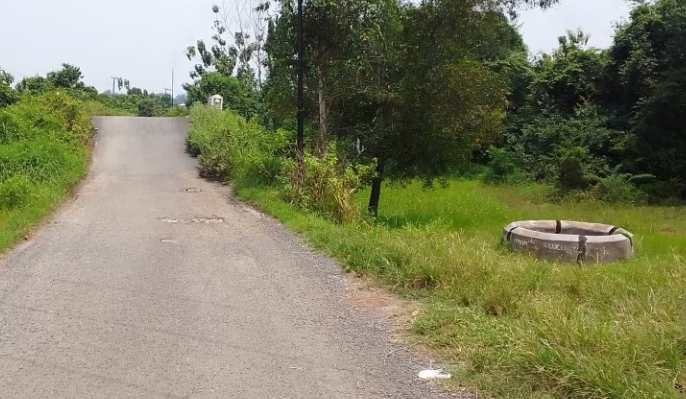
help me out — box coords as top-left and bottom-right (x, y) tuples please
(0, 117), (448, 398)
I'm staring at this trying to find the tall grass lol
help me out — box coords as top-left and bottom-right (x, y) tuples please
(189, 105), (686, 398)
(0, 91), (91, 251)
(236, 181), (686, 399)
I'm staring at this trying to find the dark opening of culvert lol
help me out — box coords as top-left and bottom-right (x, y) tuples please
(524, 220), (613, 237)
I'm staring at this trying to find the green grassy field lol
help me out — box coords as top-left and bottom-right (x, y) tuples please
(237, 179), (686, 399)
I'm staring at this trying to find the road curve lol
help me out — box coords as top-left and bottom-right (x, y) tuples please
(0, 117), (447, 398)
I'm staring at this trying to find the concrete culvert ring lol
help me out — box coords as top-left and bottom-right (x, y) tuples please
(502, 220), (634, 264)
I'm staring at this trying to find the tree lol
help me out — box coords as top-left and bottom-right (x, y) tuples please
(186, 4), (238, 78)
(527, 30), (608, 116)
(15, 76), (53, 94)
(0, 66), (18, 107)
(264, 0), (559, 213)
(265, 0), (408, 154)
(47, 64), (86, 89)
(15, 64), (94, 95)
(116, 78), (131, 92)
(184, 2), (262, 118)
(605, 0), (686, 196)
(361, 1), (511, 214)
(183, 72), (260, 118)
(128, 87), (143, 96)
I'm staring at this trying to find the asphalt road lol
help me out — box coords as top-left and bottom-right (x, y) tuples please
(0, 117), (450, 398)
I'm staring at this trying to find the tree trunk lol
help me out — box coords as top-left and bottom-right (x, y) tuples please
(317, 68), (329, 155)
(368, 161), (385, 216)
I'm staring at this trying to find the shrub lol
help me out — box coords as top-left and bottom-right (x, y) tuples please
(187, 105), (289, 186)
(556, 146), (599, 191)
(0, 91), (89, 208)
(642, 178), (686, 204)
(83, 100), (131, 116)
(188, 104), (376, 223)
(279, 145), (375, 223)
(481, 146), (527, 184)
(138, 98), (157, 117)
(591, 174), (649, 204)
(166, 105), (189, 117)
(3, 91), (92, 145)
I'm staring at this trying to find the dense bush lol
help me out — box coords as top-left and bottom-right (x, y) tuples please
(481, 146), (525, 184)
(187, 105), (375, 223)
(591, 173), (650, 205)
(280, 145), (376, 223)
(167, 105), (189, 117)
(137, 98), (157, 117)
(187, 105), (289, 187)
(0, 91), (90, 211)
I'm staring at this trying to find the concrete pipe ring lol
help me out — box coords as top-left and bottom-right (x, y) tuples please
(502, 220), (634, 264)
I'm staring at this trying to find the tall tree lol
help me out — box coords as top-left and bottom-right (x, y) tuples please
(264, 0), (559, 213)
(0, 66), (18, 107)
(606, 0), (686, 193)
(47, 64), (86, 89)
(186, 4), (238, 78)
(361, 1), (511, 214)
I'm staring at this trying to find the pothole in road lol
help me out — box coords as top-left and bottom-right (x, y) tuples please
(159, 216), (225, 224)
(190, 217), (225, 224)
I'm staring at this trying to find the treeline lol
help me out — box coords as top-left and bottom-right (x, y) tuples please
(493, 0), (686, 204)
(187, 0), (685, 216)
(1, 63), (186, 117)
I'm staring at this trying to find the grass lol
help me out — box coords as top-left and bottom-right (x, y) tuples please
(0, 91), (91, 253)
(0, 170), (85, 250)
(235, 179), (686, 399)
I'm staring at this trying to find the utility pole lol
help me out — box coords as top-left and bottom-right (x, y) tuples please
(112, 76), (128, 97)
(171, 69), (175, 108)
(164, 88), (172, 109)
(110, 76), (120, 97)
(296, 0), (304, 160)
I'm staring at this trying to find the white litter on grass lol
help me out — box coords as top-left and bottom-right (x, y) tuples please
(418, 369), (451, 380)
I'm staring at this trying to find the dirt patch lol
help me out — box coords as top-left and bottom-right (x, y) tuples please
(345, 276), (420, 335)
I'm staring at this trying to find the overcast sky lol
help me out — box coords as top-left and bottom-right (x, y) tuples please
(0, 0), (632, 94)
